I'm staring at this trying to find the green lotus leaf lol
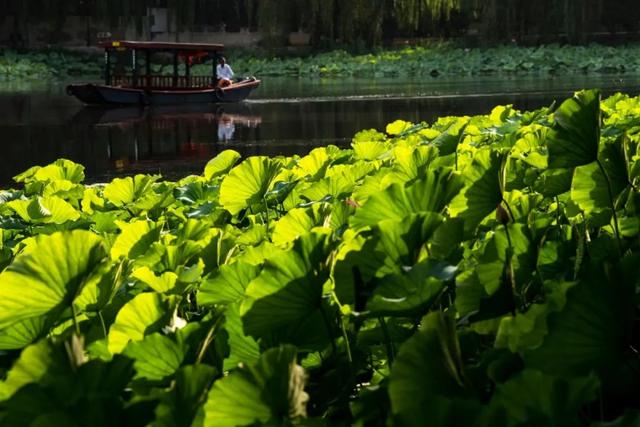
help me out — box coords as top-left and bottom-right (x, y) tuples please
(501, 191), (542, 223)
(198, 261), (260, 306)
(524, 264), (634, 381)
(571, 162), (614, 222)
(351, 167), (462, 228)
(328, 161), (380, 183)
(386, 119), (413, 135)
(264, 181), (298, 207)
(428, 117), (469, 156)
(510, 131), (548, 169)
(32, 159), (85, 184)
(389, 311), (482, 427)
(73, 262), (119, 313)
(235, 241), (281, 266)
(223, 303), (261, 371)
(326, 199), (355, 232)
(571, 146), (627, 224)
(429, 217), (465, 260)
(0, 317), (50, 350)
(534, 167), (574, 197)
(547, 89), (600, 168)
(352, 139), (389, 161)
(0, 230), (105, 334)
(123, 332), (186, 381)
(494, 281), (574, 353)
(536, 234), (575, 279)
(204, 149), (241, 181)
(150, 364), (217, 427)
(352, 128), (386, 144)
(219, 156), (282, 215)
(0, 189), (22, 206)
(110, 219), (160, 260)
(6, 196), (80, 224)
(176, 218), (215, 243)
(271, 204), (328, 246)
(449, 148), (503, 233)
(599, 138), (630, 189)
(174, 180), (218, 205)
(475, 223), (535, 296)
(0, 339), (68, 400)
(13, 165), (42, 184)
(203, 345), (307, 427)
(366, 260), (453, 317)
(103, 174), (160, 207)
(351, 170), (392, 204)
(0, 354), (134, 426)
(291, 160), (377, 207)
(13, 159), (85, 197)
(41, 179), (85, 200)
(487, 369), (599, 426)
(143, 241), (203, 273)
(234, 223), (267, 247)
(81, 187), (107, 214)
(388, 145), (439, 183)
(334, 213), (443, 304)
(617, 216), (640, 237)
(293, 146), (332, 180)
(108, 292), (175, 354)
(131, 266), (179, 293)
(240, 233), (330, 347)
(185, 201), (218, 219)
(295, 174), (352, 204)
(130, 185), (176, 217)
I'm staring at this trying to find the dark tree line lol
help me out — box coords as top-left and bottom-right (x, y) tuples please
(1, 0), (639, 47)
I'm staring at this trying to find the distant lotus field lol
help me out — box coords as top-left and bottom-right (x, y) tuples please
(3, 44), (640, 81)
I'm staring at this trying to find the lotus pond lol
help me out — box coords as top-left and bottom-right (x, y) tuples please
(0, 89), (639, 426)
(4, 44), (640, 81)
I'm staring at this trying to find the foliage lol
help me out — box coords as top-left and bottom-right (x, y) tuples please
(1, 91), (640, 425)
(6, 43), (640, 82)
(0, 50), (101, 81)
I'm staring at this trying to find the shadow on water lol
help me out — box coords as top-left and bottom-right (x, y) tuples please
(1, 75), (639, 185)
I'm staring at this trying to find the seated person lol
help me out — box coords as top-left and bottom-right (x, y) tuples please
(216, 56), (234, 88)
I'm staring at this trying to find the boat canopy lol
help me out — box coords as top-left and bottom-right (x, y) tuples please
(99, 40), (225, 52)
(99, 40), (227, 89)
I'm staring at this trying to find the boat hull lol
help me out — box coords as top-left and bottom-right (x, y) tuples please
(66, 79), (260, 106)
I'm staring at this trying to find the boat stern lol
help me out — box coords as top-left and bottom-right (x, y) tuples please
(66, 84), (105, 105)
(215, 77), (261, 103)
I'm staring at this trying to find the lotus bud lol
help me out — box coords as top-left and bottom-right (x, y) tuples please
(65, 333), (87, 369)
(496, 203), (510, 225)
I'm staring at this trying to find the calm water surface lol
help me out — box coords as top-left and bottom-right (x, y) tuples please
(1, 74), (639, 185)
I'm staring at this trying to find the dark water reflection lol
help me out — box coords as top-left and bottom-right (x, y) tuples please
(1, 75), (639, 185)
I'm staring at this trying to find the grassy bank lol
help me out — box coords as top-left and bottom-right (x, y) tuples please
(0, 90), (639, 425)
(3, 43), (640, 82)
(0, 50), (102, 81)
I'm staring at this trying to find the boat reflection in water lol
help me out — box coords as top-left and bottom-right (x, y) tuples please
(71, 103), (262, 181)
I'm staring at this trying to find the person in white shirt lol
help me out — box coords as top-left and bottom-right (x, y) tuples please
(217, 115), (235, 141)
(216, 56), (234, 87)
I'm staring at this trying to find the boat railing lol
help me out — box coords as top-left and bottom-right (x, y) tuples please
(111, 75), (215, 89)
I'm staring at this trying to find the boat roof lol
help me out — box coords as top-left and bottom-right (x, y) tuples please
(99, 40), (225, 52)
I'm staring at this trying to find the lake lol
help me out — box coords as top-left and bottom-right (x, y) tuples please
(1, 74), (639, 185)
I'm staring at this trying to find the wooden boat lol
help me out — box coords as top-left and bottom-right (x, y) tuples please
(67, 40), (260, 105)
